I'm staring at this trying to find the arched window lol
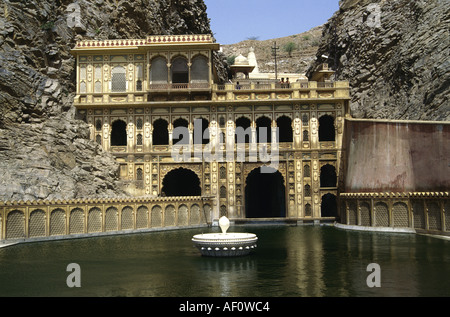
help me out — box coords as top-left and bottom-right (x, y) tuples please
(220, 166), (226, 179)
(320, 164), (337, 188)
(150, 57), (168, 84)
(95, 119), (102, 131)
(220, 186), (227, 198)
(173, 118), (189, 145)
(111, 120), (127, 146)
(276, 116), (293, 143)
(235, 117), (252, 144)
(256, 116), (272, 143)
(111, 66), (127, 92)
(193, 118), (209, 145)
(302, 114), (309, 126)
(303, 130), (309, 142)
(136, 65), (143, 91)
(305, 204), (312, 217)
(136, 118), (143, 130)
(136, 167), (143, 181)
(319, 115), (335, 141)
(171, 57), (189, 84)
(136, 133), (143, 146)
(94, 81), (102, 93)
(304, 164), (311, 178)
(152, 119), (169, 146)
(304, 184), (311, 197)
(191, 55), (209, 83)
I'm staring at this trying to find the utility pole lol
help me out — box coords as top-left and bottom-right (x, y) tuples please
(271, 41), (279, 80)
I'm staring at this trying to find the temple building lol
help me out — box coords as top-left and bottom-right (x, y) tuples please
(71, 34), (351, 222)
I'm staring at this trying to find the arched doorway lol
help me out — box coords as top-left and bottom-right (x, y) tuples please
(245, 167), (286, 218)
(162, 168), (201, 196)
(111, 120), (127, 146)
(321, 193), (337, 217)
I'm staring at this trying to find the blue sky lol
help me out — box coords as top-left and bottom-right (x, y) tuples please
(204, 0), (340, 44)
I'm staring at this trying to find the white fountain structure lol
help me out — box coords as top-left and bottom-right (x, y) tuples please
(192, 216), (258, 257)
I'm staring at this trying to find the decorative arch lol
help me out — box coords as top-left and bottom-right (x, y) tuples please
(190, 55), (209, 83)
(121, 206), (134, 230)
(319, 114), (335, 141)
(6, 210), (25, 240)
(171, 56), (189, 83)
(374, 202), (389, 227)
(235, 116), (252, 144)
(111, 65), (127, 92)
(50, 208), (66, 236)
(320, 164), (337, 188)
(150, 56), (168, 84)
(88, 207), (102, 233)
(111, 119), (127, 146)
(151, 205), (162, 227)
(256, 116), (272, 143)
(161, 167), (202, 197)
(276, 115), (293, 143)
(392, 202), (409, 227)
(136, 205), (149, 229)
(172, 117), (189, 145)
(152, 118), (169, 146)
(193, 117), (210, 145)
(69, 208), (85, 234)
(105, 207), (118, 231)
(29, 209), (46, 238)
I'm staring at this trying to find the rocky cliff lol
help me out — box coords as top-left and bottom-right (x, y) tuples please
(307, 0), (449, 121)
(0, 0), (216, 201)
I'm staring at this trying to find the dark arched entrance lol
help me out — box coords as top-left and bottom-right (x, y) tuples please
(320, 164), (337, 188)
(162, 168), (201, 196)
(319, 115), (335, 141)
(321, 193), (337, 217)
(111, 120), (127, 146)
(245, 167), (286, 218)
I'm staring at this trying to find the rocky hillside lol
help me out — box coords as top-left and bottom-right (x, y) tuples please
(222, 26), (323, 75)
(307, 0), (449, 121)
(0, 0), (215, 201)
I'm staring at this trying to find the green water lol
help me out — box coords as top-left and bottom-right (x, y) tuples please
(0, 225), (449, 297)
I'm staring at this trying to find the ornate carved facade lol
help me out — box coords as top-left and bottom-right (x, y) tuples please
(71, 34), (351, 222)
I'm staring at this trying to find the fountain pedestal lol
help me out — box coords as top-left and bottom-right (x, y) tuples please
(192, 216), (258, 257)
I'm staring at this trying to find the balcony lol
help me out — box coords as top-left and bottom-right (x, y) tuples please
(73, 80), (349, 107)
(212, 81), (350, 102)
(149, 82), (211, 92)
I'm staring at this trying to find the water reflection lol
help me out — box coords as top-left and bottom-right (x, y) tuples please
(0, 226), (448, 297)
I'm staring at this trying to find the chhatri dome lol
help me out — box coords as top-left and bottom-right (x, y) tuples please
(234, 53), (249, 65)
(230, 53), (255, 79)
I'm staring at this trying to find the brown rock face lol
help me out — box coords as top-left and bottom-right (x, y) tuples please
(308, 0), (449, 121)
